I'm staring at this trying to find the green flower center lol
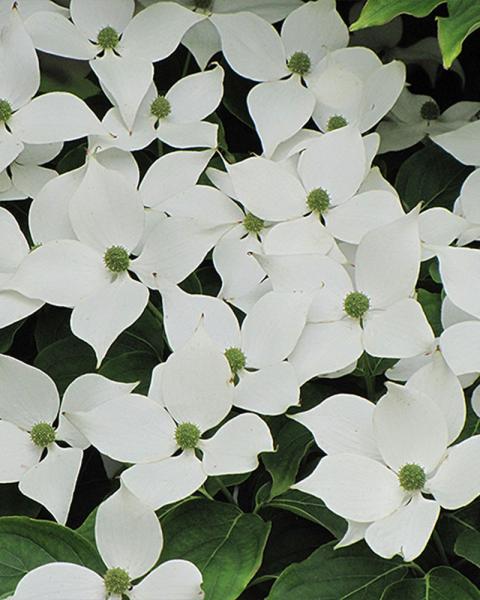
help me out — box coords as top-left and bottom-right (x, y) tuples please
(307, 188), (330, 215)
(287, 51), (311, 76)
(420, 101), (440, 121)
(97, 26), (120, 50)
(327, 115), (348, 131)
(104, 567), (131, 595)
(150, 96), (171, 120)
(343, 292), (370, 319)
(0, 99), (13, 123)
(30, 422), (56, 448)
(175, 422), (201, 450)
(243, 213), (264, 235)
(225, 347), (247, 375)
(103, 246), (130, 273)
(398, 463), (426, 491)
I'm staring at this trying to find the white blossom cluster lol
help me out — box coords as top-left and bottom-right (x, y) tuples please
(1, 0), (480, 597)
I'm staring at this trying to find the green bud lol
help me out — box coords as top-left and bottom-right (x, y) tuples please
(150, 96), (171, 120)
(103, 246), (130, 273)
(243, 213), (264, 235)
(30, 422), (56, 448)
(398, 463), (426, 491)
(225, 347), (247, 375)
(307, 188), (330, 215)
(343, 291), (370, 319)
(104, 567), (131, 595)
(0, 99), (13, 123)
(175, 422), (201, 450)
(97, 26), (120, 50)
(287, 51), (311, 76)
(420, 101), (440, 121)
(327, 115), (348, 131)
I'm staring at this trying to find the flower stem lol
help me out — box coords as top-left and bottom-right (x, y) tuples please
(215, 477), (237, 504)
(433, 530), (449, 565)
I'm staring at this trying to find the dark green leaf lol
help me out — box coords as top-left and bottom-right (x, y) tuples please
(160, 498), (271, 600)
(99, 351), (158, 395)
(438, 1), (480, 67)
(417, 289), (442, 336)
(350, 0), (444, 30)
(382, 566), (480, 599)
(455, 529), (480, 568)
(0, 320), (25, 354)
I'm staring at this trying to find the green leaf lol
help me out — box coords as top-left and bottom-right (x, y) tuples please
(381, 566), (480, 599)
(417, 289), (442, 336)
(99, 350), (158, 395)
(267, 542), (407, 599)
(266, 490), (346, 538)
(395, 144), (472, 211)
(262, 419), (314, 499)
(438, 0), (480, 67)
(455, 529), (480, 568)
(0, 517), (104, 595)
(107, 307), (164, 360)
(34, 336), (96, 394)
(160, 498), (271, 600)
(0, 320), (24, 353)
(350, 0), (444, 30)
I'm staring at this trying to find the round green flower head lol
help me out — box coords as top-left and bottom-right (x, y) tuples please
(30, 422), (56, 448)
(398, 463), (426, 491)
(287, 52), (311, 76)
(343, 291), (370, 319)
(0, 99), (13, 123)
(243, 213), (264, 235)
(97, 26), (120, 50)
(194, 0), (213, 8)
(307, 188), (330, 215)
(327, 115), (348, 131)
(175, 422), (201, 450)
(225, 347), (246, 374)
(420, 101), (440, 121)
(150, 96), (171, 120)
(104, 567), (131, 595)
(104, 246), (130, 273)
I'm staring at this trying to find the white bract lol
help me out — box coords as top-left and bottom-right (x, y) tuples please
(0, 355), (83, 524)
(292, 376), (480, 561)
(12, 484), (204, 599)
(0, 7), (105, 173)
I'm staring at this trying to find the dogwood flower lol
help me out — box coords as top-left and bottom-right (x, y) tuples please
(211, 1), (348, 156)
(256, 209), (434, 383)
(292, 377), (479, 561)
(158, 279), (311, 414)
(377, 88), (480, 153)
(12, 484), (204, 599)
(100, 65), (224, 151)
(432, 121), (480, 166)
(0, 6), (104, 173)
(0, 355), (84, 524)
(25, 0), (204, 128)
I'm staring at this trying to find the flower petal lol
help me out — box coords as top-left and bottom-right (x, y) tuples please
(432, 121), (480, 166)
(167, 66), (224, 123)
(19, 444), (82, 524)
(440, 320), (480, 376)
(0, 421), (41, 482)
(0, 126), (23, 173)
(133, 559), (204, 600)
(294, 454), (404, 522)
(435, 246), (480, 319)
(96, 484), (161, 578)
(157, 120), (218, 149)
(201, 413), (273, 475)
(262, 215), (334, 256)
(70, 0), (134, 39)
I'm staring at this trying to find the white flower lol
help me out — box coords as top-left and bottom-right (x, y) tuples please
(292, 378), (480, 561)
(25, 0), (204, 129)
(211, 1), (348, 156)
(377, 88), (480, 153)
(0, 355), (83, 524)
(451, 169), (480, 245)
(0, 7), (104, 173)
(432, 120), (480, 166)
(12, 484), (204, 600)
(306, 46), (405, 134)
(257, 209), (434, 383)
(0, 0), (67, 22)
(67, 325), (273, 509)
(159, 279), (311, 414)
(100, 65), (224, 151)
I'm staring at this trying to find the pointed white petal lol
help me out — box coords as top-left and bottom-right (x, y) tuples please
(335, 521), (369, 549)
(435, 246), (480, 319)
(432, 121), (480, 166)
(0, 127), (23, 173)
(181, 17), (221, 69)
(0, 290), (43, 329)
(440, 320), (480, 375)
(374, 382), (448, 473)
(10, 163), (57, 199)
(133, 559), (204, 600)
(365, 494), (440, 561)
(294, 454), (404, 522)
(429, 436), (480, 509)
(359, 61), (405, 132)
(19, 445), (82, 524)
(234, 362), (299, 415)
(0, 354), (59, 429)
(167, 66), (224, 123)
(122, 452), (206, 510)
(201, 413), (273, 475)
(70, 0), (134, 39)
(291, 394), (381, 460)
(157, 120), (218, 149)
(263, 215), (334, 256)
(0, 421), (41, 482)
(96, 484), (161, 578)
